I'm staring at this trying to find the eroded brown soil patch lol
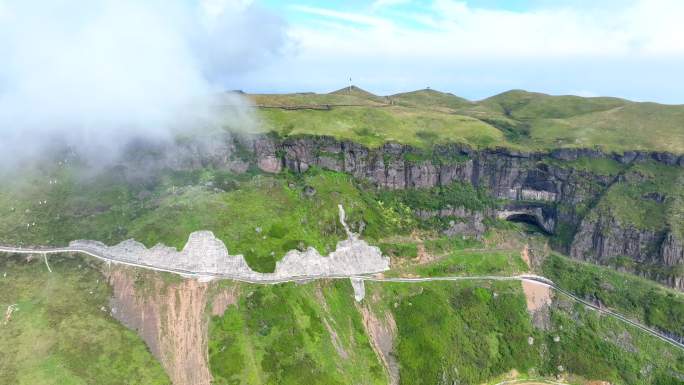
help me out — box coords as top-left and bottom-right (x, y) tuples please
(107, 268), (212, 385)
(522, 280), (552, 312)
(522, 280), (553, 330)
(210, 285), (238, 316)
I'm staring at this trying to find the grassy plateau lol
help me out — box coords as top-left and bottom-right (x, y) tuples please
(249, 87), (684, 154)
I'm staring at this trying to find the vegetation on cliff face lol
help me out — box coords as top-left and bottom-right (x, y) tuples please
(546, 295), (684, 385)
(0, 166), (403, 272)
(377, 281), (539, 384)
(376, 180), (496, 213)
(125, 169), (394, 272)
(387, 278), (683, 385)
(1, 180), (683, 385)
(208, 280), (385, 385)
(206, 275), (684, 385)
(0, 160), (504, 273)
(543, 253), (684, 338)
(0, 254), (169, 385)
(591, 161), (684, 232)
(568, 161), (684, 284)
(545, 156), (627, 176)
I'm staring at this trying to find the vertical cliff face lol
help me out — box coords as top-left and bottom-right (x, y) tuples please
(570, 216), (662, 264)
(662, 232), (684, 266)
(253, 135), (611, 244)
(569, 214), (684, 290)
(254, 135), (683, 288)
(120, 133), (684, 289)
(568, 162), (684, 289)
(661, 232), (684, 289)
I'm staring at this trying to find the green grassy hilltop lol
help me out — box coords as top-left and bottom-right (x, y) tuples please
(250, 87), (684, 153)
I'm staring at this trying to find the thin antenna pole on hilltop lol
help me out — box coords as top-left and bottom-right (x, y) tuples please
(349, 77), (352, 93)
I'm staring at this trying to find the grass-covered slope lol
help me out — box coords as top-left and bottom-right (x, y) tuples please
(374, 264), (683, 385)
(1, 177), (683, 385)
(523, 102), (684, 153)
(546, 295), (683, 385)
(329, 85), (389, 104)
(0, 254), (169, 385)
(209, 280), (386, 385)
(0, 155), (512, 273)
(1, 245), (681, 385)
(380, 281), (538, 384)
(390, 88), (472, 111)
(588, 161), (684, 235)
(481, 90), (628, 120)
(0, 164), (411, 272)
(543, 253), (684, 338)
(208, 277), (684, 385)
(124, 170), (390, 272)
(249, 88), (684, 154)
(257, 105), (505, 149)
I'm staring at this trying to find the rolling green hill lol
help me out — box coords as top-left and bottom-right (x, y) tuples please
(390, 88), (472, 111)
(249, 87), (684, 154)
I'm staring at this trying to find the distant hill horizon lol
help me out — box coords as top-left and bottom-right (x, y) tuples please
(242, 85), (683, 106)
(245, 85), (684, 154)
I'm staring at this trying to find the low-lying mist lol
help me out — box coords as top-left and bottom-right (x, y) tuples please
(0, 0), (287, 169)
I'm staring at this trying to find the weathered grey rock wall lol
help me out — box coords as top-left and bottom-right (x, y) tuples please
(570, 214), (684, 290)
(118, 133), (684, 289)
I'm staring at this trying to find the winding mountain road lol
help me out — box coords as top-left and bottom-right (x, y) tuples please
(1, 244), (682, 351)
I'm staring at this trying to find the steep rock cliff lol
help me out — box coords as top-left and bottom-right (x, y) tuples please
(121, 133), (684, 289)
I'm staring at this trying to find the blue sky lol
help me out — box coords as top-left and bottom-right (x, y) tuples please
(1, 0), (682, 104)
(0, 0), (680, 165)
(231, 0), (684, 103)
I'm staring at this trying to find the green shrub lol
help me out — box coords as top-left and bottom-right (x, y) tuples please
(542, 253), (684, 336)
(379, 242), (418, 258)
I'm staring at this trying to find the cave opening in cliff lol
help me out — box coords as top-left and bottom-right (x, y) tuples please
(505, 213), (551, 235)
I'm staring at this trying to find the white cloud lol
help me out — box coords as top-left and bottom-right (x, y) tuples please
(372, 0), (412, 10)
(290, 0), (684, 58)
(232, 0), (681, 103)
(292, 5), (394, 29)
(0, 0), (287, 166)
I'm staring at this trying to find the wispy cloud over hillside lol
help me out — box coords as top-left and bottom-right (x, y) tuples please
(0, 0), (287, 166)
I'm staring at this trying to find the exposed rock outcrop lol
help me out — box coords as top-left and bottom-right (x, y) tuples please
(571, 213), (684, 289)
(119, 133), (684, 289)
(571, 216), (662, 265)
(70, 205), (389, 280)
(661, 232), (684, 266)
(415, 206), (490, 238)
(73, 230), (389, 280)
